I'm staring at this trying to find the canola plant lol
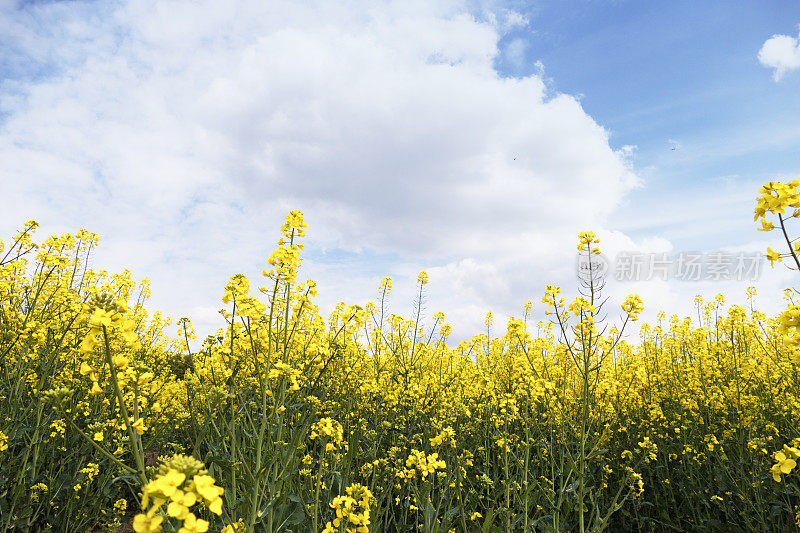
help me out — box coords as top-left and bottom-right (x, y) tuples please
(1, 183), (800, 532)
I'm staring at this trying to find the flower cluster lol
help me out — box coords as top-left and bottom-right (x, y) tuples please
(402, 449), (446, 479)
(754, 180), (800, 267)
(264, 211), (306, 281)
(771, 442), (800, 482)
(268, 361), (302, 392)
(133, 455), (224, 533)
(622, 294), (644, 321)
(577, 231), (601, 254)
(322, 483), (373, 533)
(310, 417), (344, 451)
(80, 295), (140, 354)
(429, 426), (456, 448)
(754, 180), (800, 222)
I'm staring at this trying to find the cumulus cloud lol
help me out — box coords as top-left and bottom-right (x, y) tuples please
(503, 37), (527, 68)
(2, 0), (774, 341)
(758, 26), (800, 81)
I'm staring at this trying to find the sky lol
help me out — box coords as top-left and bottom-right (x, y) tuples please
(1, 0), (800, 342)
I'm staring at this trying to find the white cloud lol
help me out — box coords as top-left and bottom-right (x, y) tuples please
(1, 0), (788, 342)
(503, 9), (528, 29)
(758, 26), (800, 81)
(504, 37), (527, 68)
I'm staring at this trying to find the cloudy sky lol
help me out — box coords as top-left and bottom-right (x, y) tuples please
(2, 0), (800, 341)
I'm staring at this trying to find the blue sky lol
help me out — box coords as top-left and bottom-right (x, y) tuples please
(1, 0), (799, 339)
(501, 1), (799, 144)
(497, 1), (800, 249)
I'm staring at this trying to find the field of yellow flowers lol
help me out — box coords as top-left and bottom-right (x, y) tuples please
(2, 182), (800, 532)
